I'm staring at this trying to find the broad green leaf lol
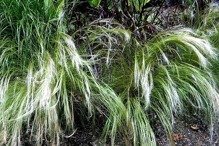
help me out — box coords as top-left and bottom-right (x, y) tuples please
(88, 0), (101, 8)
(128, 0), (150, 11)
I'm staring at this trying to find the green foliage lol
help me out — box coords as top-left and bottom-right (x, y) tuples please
(200, 3), (219, 87)
(78, 20), (219, 144)
(88, 0), (101, 7)
(128, 0), (151, 11)
(1, 0), (219, 146)
(0, 0), (97, 145)
(87, 0), (151, 11)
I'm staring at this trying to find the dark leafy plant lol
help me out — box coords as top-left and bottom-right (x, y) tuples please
(87, 0), (151, 11)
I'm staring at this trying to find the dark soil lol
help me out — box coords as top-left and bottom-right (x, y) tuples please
(156, 118), (219, 146)
(58, 116), (219, 146)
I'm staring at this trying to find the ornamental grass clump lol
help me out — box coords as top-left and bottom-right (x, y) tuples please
(0, 0), (130, 145)
(92, 27), (219, 145)
(0, 0), (219, 146)
(0, 0), (97, 145)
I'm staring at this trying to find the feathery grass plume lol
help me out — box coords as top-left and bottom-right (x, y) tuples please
(95, 84), (156, 146)
(127, 99), (156, 146)
(0, 0), (103, 145)
(205, 3), (219, 48)
(73, 19), (131, 66)
(0, 37), (97, 145)
(134, 28), (219, 138)
(196, 2), (219, 42)
(195, 3), (219, 88)
(94, 83), (126, 144)
(98, 28), (219, 145)
(1, 0), (219, 145)
(0, 36), (110, 144)
(0, 1), (131, 145)
(135, 28), (217, 105)
(201, 2), (219, 32)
